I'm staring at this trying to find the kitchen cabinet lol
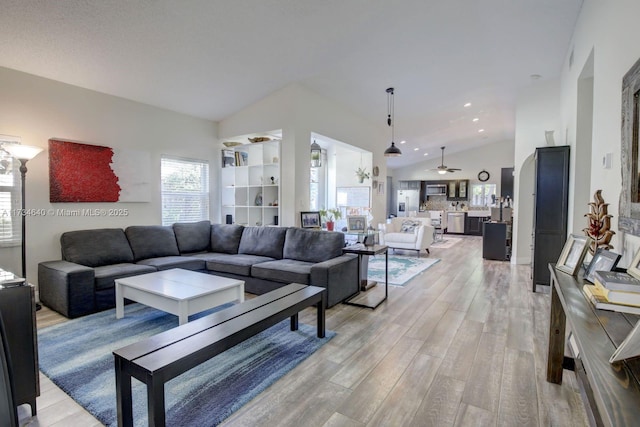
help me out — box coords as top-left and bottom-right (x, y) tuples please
(399, 180), (420, 190)
(466, 215), (489, 236)
(446, 179), (469, 201)
(501, 167), (514, 198)
(532, 146), (570, 290)
(483, 221), (512, 261)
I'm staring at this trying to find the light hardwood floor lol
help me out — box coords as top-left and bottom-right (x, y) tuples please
(20, 235), (589, 426)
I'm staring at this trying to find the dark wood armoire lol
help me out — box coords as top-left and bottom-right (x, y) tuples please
(532, 145), (570, 291)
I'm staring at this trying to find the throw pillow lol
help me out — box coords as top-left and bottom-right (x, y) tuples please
(400, 220), (421, 233)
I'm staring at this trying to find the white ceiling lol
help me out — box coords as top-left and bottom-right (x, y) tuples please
(0, 0), (583, 168)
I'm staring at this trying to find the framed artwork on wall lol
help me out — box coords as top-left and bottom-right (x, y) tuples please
(49, 139), (151, 202)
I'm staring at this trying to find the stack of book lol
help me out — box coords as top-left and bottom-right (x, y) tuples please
(583, 270), (640, 314)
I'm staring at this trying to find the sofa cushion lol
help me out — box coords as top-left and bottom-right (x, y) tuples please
(238, 226), (287, 259)
(125, 226), (180, 261)
(202, 253), (275, 276)
(251, 259), (313, 285)
(400, 219), (422, 233)
(61, 228), (134, 267)
(136, 256), (205, 271)
(173, 221), (211, 253)
(210, 224), (244, 254)
(384, 232), (418, 244)
(283, 228), (344, 263)
(93, 263), (156, 291)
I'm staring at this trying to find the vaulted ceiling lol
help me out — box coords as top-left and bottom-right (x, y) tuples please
(0, 0), (583, 167)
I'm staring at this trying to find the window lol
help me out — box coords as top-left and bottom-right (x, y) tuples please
(161, 156), (209, 226)
(309, 148), (327, 211)
(0, 137), (21, 247)
(470, 183), (497, 207)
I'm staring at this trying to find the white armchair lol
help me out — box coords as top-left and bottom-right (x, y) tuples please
(378, 217), (435, 256)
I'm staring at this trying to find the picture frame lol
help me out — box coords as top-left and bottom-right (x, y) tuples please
(300, 211), (321, 229)
(584, 248), (621, 283)
(627, 248), (640, 281)
(610, 319), (640, 363)
(557, 234), (592, 276)
(347, 215), (367, 232)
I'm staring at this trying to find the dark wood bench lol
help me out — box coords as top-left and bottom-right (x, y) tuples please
(113, 283), (326, 427)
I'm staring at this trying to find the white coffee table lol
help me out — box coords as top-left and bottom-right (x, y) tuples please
(115, 269), (244, 325)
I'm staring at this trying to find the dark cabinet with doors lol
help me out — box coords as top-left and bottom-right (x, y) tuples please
(532, 146), (570, 291)
(501, 167), (514, 199)
(466, 215), (490, 236)
(0, 284), (39, 416)
(446, 179), (469, 201)
(483, 221), (512, 260)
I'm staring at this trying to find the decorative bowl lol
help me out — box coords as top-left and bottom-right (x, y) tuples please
(248, 137), (271, 143)
(222, 141), (243, 147)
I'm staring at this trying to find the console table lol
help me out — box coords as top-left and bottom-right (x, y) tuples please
(547, 263), (640, 426)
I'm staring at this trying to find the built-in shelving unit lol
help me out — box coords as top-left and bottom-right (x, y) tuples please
(221, 139), (281, 226)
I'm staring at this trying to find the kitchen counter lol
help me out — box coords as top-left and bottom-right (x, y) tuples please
(466, 210), (491, 217)
(446, 210), (490, 217)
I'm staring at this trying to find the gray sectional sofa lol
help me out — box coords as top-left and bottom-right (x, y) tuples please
(38, 221), (358, 318)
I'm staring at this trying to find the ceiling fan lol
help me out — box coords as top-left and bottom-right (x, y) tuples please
(431, 146), (461, 174)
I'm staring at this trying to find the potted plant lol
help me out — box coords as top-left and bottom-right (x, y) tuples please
(355, 167), (370, 183)
(319, 208), (342, 231)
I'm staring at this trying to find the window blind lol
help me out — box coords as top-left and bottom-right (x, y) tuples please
(161, 156), (210, 226)
(0, 144), (20, 247)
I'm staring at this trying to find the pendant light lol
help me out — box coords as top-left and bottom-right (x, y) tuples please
(310, 140), (321, 168)
(384, 87), (402, 157)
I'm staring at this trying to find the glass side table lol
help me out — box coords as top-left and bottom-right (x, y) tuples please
(344, 230), (380, 246)
(341, 244), (388, 309)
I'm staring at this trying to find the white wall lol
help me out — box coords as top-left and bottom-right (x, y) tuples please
(219, 83), (387, 227)
(0, 67), (217, 283)
(513, 0), (640, 267)
(512, 79), (561, 263)
(560, 0), (640, 264)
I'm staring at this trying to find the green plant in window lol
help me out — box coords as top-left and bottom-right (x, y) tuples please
(319, 208), (342, 222)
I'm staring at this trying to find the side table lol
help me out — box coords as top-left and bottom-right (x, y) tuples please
(342, 244), (388, 309)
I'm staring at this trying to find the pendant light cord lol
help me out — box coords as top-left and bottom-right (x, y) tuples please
(387, 87), (394, 142)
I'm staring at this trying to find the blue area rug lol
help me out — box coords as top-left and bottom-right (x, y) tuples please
(367, 255), (440, 286)
(38, 303), (334, 426)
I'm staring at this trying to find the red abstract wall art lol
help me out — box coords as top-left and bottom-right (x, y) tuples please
(49, 139), (150, 202)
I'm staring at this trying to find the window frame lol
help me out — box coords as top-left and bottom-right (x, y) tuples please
(470, 183), (497, 208)
(0, 136), (22, 247)
(160, 155), (210, 226)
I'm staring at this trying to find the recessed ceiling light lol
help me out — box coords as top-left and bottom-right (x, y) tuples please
(478, 129), (485, 133)
(413, 148), (419, 151)
(423, 152), (428, 156)
(400, 140), (406, 144)
(472, 118), (479, 122)
(464, 102), (472, 108)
